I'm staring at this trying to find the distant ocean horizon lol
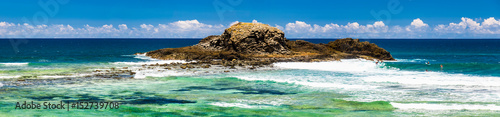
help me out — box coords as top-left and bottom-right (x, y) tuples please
(2, 38), (500, 39)
(1, 38), (499, 116)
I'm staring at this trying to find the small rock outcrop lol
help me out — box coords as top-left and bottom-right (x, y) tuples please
(197, 22), (290, 54)
(327, 38), (394, 60)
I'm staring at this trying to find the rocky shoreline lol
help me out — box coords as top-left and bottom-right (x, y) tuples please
(0, 61), (278, 88)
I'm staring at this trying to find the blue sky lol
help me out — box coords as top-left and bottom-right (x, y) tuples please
(0, 0), (500, 38)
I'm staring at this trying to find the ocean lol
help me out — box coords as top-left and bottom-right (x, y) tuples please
(0, 39), (499, 116)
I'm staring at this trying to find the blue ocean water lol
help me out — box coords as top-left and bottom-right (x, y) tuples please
(0, 39), (499, 116)
(1, 39), (499, 77)
(0, 39), (199, 63)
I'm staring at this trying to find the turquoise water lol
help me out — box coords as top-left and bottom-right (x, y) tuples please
(0, 39), (499, 116)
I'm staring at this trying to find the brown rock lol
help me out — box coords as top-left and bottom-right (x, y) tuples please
(327, 38), (394, 60)
(197, 22), (290, 54)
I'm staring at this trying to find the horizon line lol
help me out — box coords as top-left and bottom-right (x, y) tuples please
(1, 38), (500, 39)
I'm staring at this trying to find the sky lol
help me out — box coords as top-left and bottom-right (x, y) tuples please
(0, 0), (500, 38)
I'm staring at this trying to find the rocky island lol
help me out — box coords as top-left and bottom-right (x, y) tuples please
(144, 22), (394, 68)
(1, 22), (395, 87)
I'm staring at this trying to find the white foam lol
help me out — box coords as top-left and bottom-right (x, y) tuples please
(274, 59), (385, 73)
(209, 102), (269, 108)
(361, 71), (500, 87)
(113, 60), (187, 65)
(387, 58), (435, 63)
(115, 53), (188, 65)
(235, 76), (378, 90)
(0, 62), (29, 66)
(273, 59), (500, 87)
(0, 82), (3, 88)
(0, 73), (95, 79)
(133, 69), (191, 79)
(0, 75), (20, 79)
(391, 102), (500, 111)
(229, 59), (500, 103)
(132, 53), (159, 61)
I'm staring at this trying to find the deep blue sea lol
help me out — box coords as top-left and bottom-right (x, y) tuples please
(1, 39), (499, 76)
(0, 39), (499, 116)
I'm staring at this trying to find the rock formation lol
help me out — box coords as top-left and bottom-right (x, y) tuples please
(145, 22), (394, 67)
(327, 38), (394, 60)
(197, 22), (290, 54)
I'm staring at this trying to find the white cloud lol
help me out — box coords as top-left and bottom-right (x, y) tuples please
(406, 18), (429, 33)
(118, 24), (128, 30)
(373, 21), (385, 27)
(140, 24), (154, 31)
(0, 20), (227, 38)
(252, 20), (261, 24)
(169, 20), (210, 30)
(482, 17), (500, 27)
(0, 18), (500, 38)
(283, 21), (390, 37)
(410, 18), (428, 28)
(432, 17), (493, 34)
(230, 21), (240, 26)
(283, 17), (500, 38)
(480, 17), (500, 34)
(0, 22), (15, 27)
(274, 24), (284, 31)
(285, 21), (312, 33)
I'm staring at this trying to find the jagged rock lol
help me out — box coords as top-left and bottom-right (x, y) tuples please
(327, 38), (394, 60)
(202, 65), (211, 68)
(197, 22), (290, 54)
(286, 40), (333, 54)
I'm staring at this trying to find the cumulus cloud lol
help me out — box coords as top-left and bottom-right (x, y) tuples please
(284, 20), (391, 38)
(230, 21), (240, 26)
(410, 18), (428, 28)
(0, 18), (500, 38)
(118, 24), (128, 30)
(0, 20), (226, 38)
(284, 17), (500, 38)
(286, 21), (312, 33)
(432, 17), (499, 35)
(252, 20), (261, 24)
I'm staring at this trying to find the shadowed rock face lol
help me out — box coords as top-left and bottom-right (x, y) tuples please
(197, 22), (290, 54)
(327, 38), (394, 60)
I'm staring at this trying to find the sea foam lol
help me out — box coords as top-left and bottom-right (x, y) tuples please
(0, 62), (29, 66)
(114, 54), (188, 65)
(113, 60), (187, 66)
(0, 75), (21, 79)
(116, 54), (193, 78)
(391, 102), (500, 111)
(273, 59), (500, 87)
(209, 102), (270, 109)
(232, 59), (500, 104)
